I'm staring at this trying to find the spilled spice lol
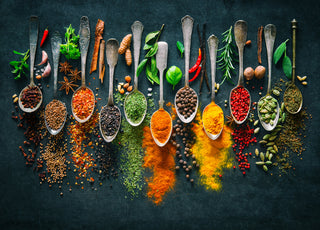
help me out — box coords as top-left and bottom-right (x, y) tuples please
(142, 126), (176, 205)
(191, 112), (233, 190)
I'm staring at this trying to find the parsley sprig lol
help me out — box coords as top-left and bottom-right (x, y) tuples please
(60, 24), (81, 60)
(9, 50), (30, 80)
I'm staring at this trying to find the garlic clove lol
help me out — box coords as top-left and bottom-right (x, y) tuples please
(37, 50), (48, 66)
(42, 62), (51, 77)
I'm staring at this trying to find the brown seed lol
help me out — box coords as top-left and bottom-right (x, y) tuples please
(127, 85), (133, 92)
(119, 88), (125, 94)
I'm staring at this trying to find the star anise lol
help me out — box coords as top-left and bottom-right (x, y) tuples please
(226, 115), (235, 127)
(68, 67), (81, 82)
(59, 76), (78, 95)
(59, 61), (72, 74)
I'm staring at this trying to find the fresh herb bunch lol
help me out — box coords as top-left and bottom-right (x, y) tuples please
(10, 50), (30, 80)
(137, 24), (165, 85)
(60, 24), (81, 60)
(274, 39), (292, 79)
(217, 26), (238, 85)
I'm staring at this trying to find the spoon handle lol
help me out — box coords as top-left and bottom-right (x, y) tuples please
(264, 24), (276, 94)
(131, 21), (144, 90)
(291, 19), (297, 84)
(181, 15), (194, 86)
(207, 35), (219, 102)
(79, 16), (90, 87)
(156, 42), (168, 109)
(234, 20), (247, 86)
(106, 39), (119, 106)
(51, 31), (62, 97)
(29, 16), (39, 86)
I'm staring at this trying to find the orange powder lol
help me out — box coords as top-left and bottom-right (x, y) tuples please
(142, 126), (176, 205)
(150, 109), (172, 144)
(191, 112), (233, 191)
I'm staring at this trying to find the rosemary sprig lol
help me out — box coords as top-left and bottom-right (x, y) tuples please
(217, 26), (238, 85)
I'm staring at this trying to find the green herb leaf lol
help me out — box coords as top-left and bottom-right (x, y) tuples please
(11, 69), (19, 74)
(274, 39), (289, 65)
(282, 55), (292, 79)
(145, 31), (160, 45)
(151, 56), (156, 73)
(143, 43), (153, 50)
(9, 61), (20, 67)
(60, 24), (81, 60)
(176, 41), (184, 58)
(146, 42), (158, 58)
(137, 59), (148, 77)
(146, 63), (159, 85)
(13, 50), (24, 56)
(166, 66), (182, 90)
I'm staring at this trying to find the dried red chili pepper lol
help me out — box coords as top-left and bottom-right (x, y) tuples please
(189, 64), (202, 82)
(189, 48), (202, 73)
(40, 28), (49, 47)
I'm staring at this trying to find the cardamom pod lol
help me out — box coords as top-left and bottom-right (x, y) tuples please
(255, 148), (259, 157)
(256, 161), (265, 165)
(269, 135), (277, 141)
(265, 161), (272, 165)
(268, 153), (273, 161)
(263, 134), (270, 140)
(263, 165), (268, 172)
(254, 127), (260, 134)
(260, 152), (265, 161)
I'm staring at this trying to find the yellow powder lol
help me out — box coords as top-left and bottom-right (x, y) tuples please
(203, 102), (224, 135)
(191, 112), (233, 191)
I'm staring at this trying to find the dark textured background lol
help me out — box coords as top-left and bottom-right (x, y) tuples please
(0, 0), (320, 229)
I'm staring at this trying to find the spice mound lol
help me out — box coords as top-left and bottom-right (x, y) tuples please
(175, 86), (197, 119)
(203, 102), (224, 135)
(150, 108), (172, 144)
(230, 86), (250, 122)
(100, 105), (121, 137)
(124, 91), (147, 124)
(45, 99), (67, 130)
(284, 85), (302, 113)
(72, 87), (95, 120)
(20, 86), (41, 109)
(258, 95), (278, 126)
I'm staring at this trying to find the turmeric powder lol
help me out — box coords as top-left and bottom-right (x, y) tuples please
(143, 126), (176, 205)
(203, 102), (224, 135)
(150, 108), (172, 144)
(191, 112), (233, 191)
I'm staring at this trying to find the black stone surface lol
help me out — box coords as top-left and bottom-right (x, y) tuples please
(1, 0), (320, 229)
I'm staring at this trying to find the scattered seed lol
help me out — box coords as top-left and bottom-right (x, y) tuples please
(260, 152), (265, 161)
(254, 120), (259, 126)
(263, 165), (268, 172)
(255, 148), (259, 157)
(302, 81), (307, 85)
(254, 127), (260, 134)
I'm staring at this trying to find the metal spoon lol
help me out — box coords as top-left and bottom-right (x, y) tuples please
(150, 42), (172, 147)
(174, 15), (198, 123)
(99, 39), (121, 142)
(18, 16), (43, 113)
(124, 21), (147, 126)
(257, 24), (280, 131)
(229, 20), (251, 124)
(284, 19), (303, 114)
(44, 31), (67, 135)
(202, 35), (224, 140)
(71, 16), (95, 123)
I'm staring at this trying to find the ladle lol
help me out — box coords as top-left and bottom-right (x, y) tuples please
(71, 16), (95, 123)
(174, 15), (198, 123)
(18, 16), (43, 113)
(229, 20), (251, 124)
(150, 42), (172, 147)
(124, 21), (147, 126)
(283, 19), (303, 114)
(202, 35), (223, 140)
(99, 39), (121, 142)
(44, 31), (67, 135)
(257, 24), (280, 131)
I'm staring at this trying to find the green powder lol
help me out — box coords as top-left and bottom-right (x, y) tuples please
(124, 91), (147, 124)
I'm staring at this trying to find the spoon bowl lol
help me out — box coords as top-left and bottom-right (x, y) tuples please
(124, 21), (147, 126)
(150, 41), (172, 146)
(174, 15), (198, 124)
(99, 38), (121, 142)
(229, 20), (251, 125)
(258, 24), (279, 131)
(202, 34), (223, 140)
(283, 84), (302, 114)
(18, 16), (43, 113)
(71, 16), (95, 123)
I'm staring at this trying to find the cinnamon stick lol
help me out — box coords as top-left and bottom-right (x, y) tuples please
(257, 26), (263, 64)
(99, 40), (105, 84)
(90, 19), (105, 74)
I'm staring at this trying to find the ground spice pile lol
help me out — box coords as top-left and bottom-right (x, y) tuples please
(68, 112), (98, 181)
(142, 126), (176, 205)
(150, 108), (172, 144)
(191, 112), (233, 190)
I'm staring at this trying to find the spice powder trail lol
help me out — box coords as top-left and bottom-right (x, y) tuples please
(191, 112), (233, 191)
(142, 126), (176, 205)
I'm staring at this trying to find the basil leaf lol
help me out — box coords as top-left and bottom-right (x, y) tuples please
(166, 66), (182, 90)
(176, 41), (184, 58)
(143, 43), (153, 50)
(146, 42), (158, 58)
(137, 59), (148, 77)
(282, 55), (292, 79)
(274, 39), (289, 65)
(145, 31), (160, 45)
